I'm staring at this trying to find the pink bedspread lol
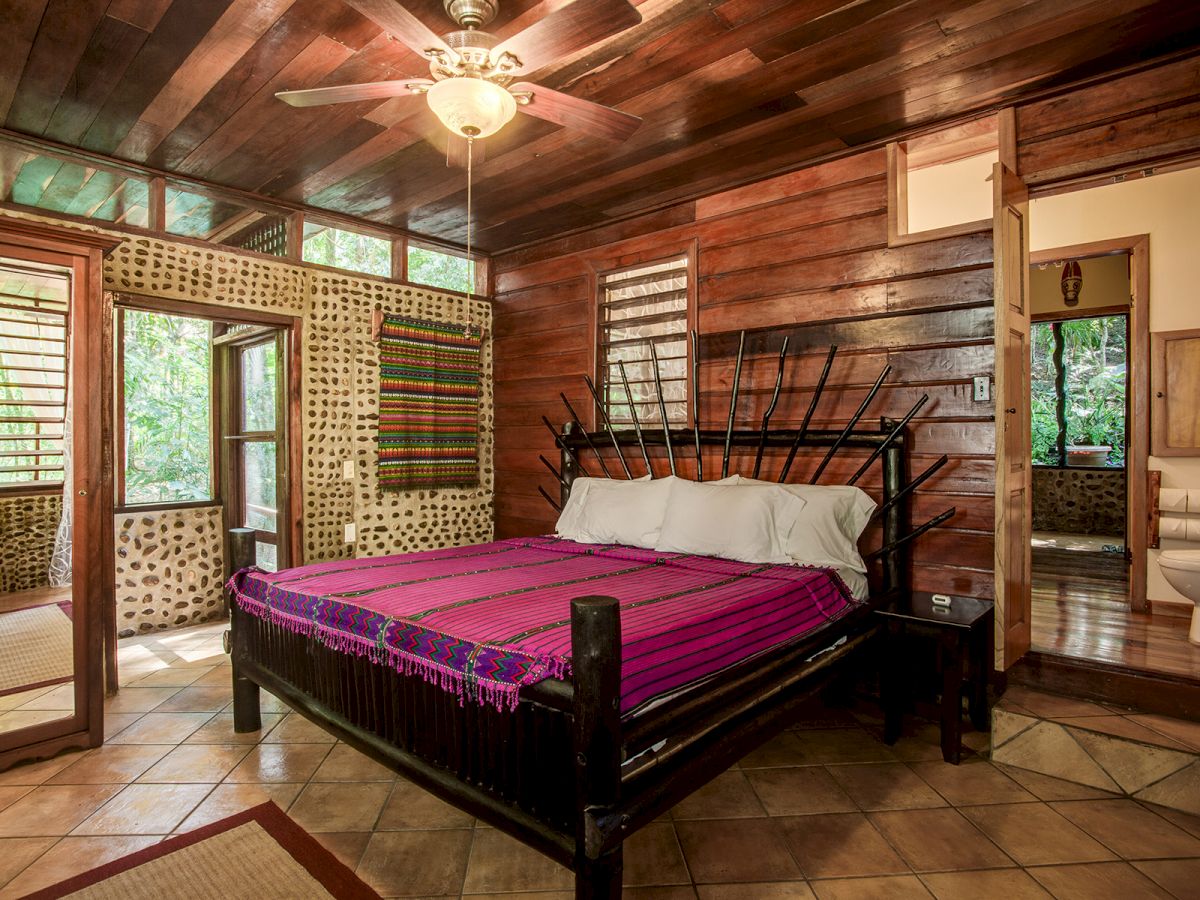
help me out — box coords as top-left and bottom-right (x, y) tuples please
(228, 536), (860, 716)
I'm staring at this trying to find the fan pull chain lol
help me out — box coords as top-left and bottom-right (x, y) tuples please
(466, 137), (474, 306)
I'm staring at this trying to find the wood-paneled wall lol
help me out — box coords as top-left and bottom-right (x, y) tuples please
(1016, 54), (1200, 187)
(493, 148), (997, 601)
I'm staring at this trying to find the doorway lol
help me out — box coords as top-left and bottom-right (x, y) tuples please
(1029, 259), (1131, 594)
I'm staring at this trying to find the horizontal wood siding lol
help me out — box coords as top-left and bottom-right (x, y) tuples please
(1016, 54), (1200, 187)
(493, 146), (997, 601)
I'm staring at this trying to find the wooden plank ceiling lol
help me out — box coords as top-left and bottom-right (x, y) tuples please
(3, 0), (1200, 254)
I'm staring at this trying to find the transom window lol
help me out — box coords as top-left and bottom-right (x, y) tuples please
(0, 261), (69, 490)
(302, 221), (391, 278)
(597, 255), (689, 426)
(407, 243), (475, 294)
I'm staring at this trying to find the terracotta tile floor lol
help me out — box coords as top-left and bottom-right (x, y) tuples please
(0, 622), (1199, 898)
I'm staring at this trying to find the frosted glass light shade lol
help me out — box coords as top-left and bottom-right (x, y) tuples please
(427, 78), (517, 139)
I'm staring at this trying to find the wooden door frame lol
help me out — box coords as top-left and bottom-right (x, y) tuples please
(1029, 236), (1150, 612)
(0, 216), (120, 769)
(215, 326), (292, 574)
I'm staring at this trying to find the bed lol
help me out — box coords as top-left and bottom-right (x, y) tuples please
(226, 337), (953, 898)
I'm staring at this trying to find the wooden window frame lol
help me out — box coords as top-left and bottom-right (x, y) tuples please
(299, 216), (396, 280)
(110, 294), (304, 571)
(886, 113), (1004, 248)
(405, 238), (485, 296)
(587, 240), (699, 431)
(0, 258), (70, 495)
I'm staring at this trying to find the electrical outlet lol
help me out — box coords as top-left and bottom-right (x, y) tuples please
(342, 459), (355, 481)
(344, 522), (356, 543)
(973, 376), (991, 402)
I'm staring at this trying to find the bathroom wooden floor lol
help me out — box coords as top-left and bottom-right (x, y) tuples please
(1031, 571), (1200, 681)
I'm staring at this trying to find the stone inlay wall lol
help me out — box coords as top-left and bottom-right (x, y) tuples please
(114, 506), (224, 636)
(0, 493), (61, 593)
(1032, 467), (1125, 535)
(0, 210), (494, 630)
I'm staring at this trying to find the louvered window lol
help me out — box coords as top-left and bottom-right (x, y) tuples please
(598, 255), (689, 426)
(0, 262), (69, 489)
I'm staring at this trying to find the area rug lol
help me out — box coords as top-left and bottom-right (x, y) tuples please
(23, 802), (380, 899)
(0, 601), (73, 696)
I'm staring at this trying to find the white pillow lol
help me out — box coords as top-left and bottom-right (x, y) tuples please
(568, 476), (676, 549)
(555, 474), (650, 540)
(732, 476), (876, 574)
(654, 479), (807, 564)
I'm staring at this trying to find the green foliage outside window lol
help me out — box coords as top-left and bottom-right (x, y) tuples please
(1031, 315), (1127, 467)
(302, 224), (391, 278)
(407, 246), (474, 293)
(123, 310), (212, 504)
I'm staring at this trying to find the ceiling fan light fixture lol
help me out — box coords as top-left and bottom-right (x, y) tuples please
(427, 77), (516, 138)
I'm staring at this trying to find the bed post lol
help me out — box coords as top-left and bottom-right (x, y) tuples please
(570, 595), (623, 900)
(228, 527), (262, 734)
(881, 429), (906, 595)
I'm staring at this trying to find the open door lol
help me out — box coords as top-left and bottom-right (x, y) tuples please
(0, 218), (117, 771)
(216, 327), (291, 575)
(993, 162), (1032, 669)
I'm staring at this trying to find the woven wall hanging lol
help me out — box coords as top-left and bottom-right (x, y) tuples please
(377, 314), (482, 490)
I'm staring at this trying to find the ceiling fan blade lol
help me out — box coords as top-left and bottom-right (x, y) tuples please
(341, 0), (456, 61)
(276, 79), (432, 108)
(446, 135), (486, 169)
(493, 0), (641, 75)
(511, 82), (641, 142)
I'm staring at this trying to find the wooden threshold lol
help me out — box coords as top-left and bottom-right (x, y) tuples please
(1010, 651), (1200, 721)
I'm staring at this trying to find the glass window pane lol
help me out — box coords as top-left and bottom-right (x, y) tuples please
(122, 310), (213, 504)
(255, 541), (278, 573)
(303, 222), (391, 277)
(0, 144), (151, 228)
(407, 245), (474, 293)
(243, 441), (277, 532)
(164, 187), (288, 256)
(241, 341), (276, 432)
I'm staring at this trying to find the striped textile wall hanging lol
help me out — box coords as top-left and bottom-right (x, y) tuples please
(377, 315), (482, 490)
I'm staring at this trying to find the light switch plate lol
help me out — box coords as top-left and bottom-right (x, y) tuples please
(973, 376), (991, 402)
(344, 522), (356, 543)
(343, 459), (355, 481)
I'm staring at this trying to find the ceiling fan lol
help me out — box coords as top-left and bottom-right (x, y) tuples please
(276, 0), (644, 166)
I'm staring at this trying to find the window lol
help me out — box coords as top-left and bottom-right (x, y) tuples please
(118, 309), (214, 505)
(302, 221), (391, 277)
(1031, 314), (1127, 468)
(407, 244), (474, 293)
(888, 115), (998, 243)
(0, 141), (150, 228)
(597, 255), (689, 426)
(164, 186), (289, 257)
(0, 261), (69, 489)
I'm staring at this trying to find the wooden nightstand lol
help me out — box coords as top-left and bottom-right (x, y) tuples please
(876, 592), (995, 764)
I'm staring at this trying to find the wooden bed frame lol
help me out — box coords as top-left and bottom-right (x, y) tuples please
(227, 334), (954, 898)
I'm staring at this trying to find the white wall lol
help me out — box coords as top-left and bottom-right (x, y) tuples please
(1031, 166), (1200, 607)
(906, 150), (998, 233)
(1030, 253), (1130, 316)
